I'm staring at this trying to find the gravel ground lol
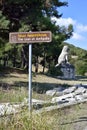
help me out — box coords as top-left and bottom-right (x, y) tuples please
(59, 103), (87, 130)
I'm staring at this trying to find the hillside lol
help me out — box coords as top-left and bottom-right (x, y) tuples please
(64, 42), (87, 58)
(62, 42), (87, 76)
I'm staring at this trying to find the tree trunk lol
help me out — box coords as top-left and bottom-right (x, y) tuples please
(42, 52), (46, 73)
(35, 56), (39, 73)
(3, 55), (8, 67)
(21, 46), (28, 69)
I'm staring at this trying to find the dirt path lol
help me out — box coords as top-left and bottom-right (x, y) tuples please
(33, 74), (87, 86)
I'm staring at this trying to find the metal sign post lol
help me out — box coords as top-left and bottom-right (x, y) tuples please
(28, 44), (32, 113)
(9, 31), (52, 113)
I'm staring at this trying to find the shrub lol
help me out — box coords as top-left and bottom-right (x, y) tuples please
(75, 60), (87, 76)
(47, 65), (63, 76)
(0, 112), (52, 130)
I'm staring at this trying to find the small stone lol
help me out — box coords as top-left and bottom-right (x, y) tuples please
(46, 90), (56, 96)
(63, 86), (76, 94)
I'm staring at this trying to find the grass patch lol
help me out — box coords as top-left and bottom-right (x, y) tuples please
(0, 68), (87, 129)
(0, 111), (52, 130)
(0, 103), (87, 130)
(0, 87), (28, 103)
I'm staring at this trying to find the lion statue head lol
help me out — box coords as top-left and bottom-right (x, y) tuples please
(55, 45), (70, 67)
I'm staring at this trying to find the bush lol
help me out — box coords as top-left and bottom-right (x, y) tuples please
(0, 112), (52, 130)
(32, 82), (53, 93)
(47, 65), (63, 76)
(75, 60), (87, 76)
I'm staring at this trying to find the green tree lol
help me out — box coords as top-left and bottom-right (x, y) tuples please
(0, 0), (73, 72)
(75, 60), (87, 76)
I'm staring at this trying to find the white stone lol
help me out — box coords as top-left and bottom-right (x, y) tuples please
(74, 87), (86, 95)
(46, 90), (56, 96)
(63, 86), (76, 94)
(58, 99), (69, 104)
(56, 91), (63, 96)
(75, 95), (84, 101)
(52, 93), (74, 103)
(67, 97), (76, 103)
(83, 126), (87, 130)
(0, 103), (20, 116)
(82, 93), (87, 99)
(32, 99), (47, 104)
(53, 87), (64, 92)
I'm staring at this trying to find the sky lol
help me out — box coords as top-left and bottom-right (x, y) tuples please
(52, 0), (87, 50)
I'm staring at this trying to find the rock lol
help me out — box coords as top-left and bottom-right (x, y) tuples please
(63, 86), (76, 94)
(52, 97), (62, 103)
(33, 104), (43, 110)
(83, 126), (87, 130)
(32, 99), (50, 110)
(82, 93), (87, 99)
(67, 97), (76, 103)
(0, 103), (20, 116)
(46, 90), (56, 96)
(83, 84), (87, 89)
(52, 93), (74, 103)
(32, 99), (47, 104)
(53, 87), (65, 96)
(74, 87), (86, 95)
(56, 91), (63, 96)
(53, 87), (65, 92)
(58, 99), (69, 104)
(75, 95), (84, 101)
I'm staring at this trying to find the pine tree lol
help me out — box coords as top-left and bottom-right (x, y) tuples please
(0, 0), (73, 71)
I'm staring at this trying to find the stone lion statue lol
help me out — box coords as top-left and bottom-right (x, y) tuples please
(55, 45), (70, 67)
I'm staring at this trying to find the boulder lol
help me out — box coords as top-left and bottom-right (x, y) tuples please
(67, 97), (76, 103)
(58, 99), (69, 104)
(53, 87), (65, 92)
(56, 91), (63, 96)
(82, 93), (87, 99)
(46, 90), (56, 96)
(52, 93), (74, 103)
(63, 86), (76, 94)
(75, 95), (84, 101)
(0, 103), (20, 116)
(74, 87), (86, 95)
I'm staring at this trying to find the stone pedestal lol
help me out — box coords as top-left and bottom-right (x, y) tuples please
(60, 63), (75, 79)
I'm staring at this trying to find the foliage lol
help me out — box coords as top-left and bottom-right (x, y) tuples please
(32, 82), (53, 94)
(64, 42), (87, 59)
(47, 65), (63, 76)
(0, 112), (52, 130)
(0, 0), (73, 73)
(75, 60), (87, 76)
(63, 42), (87, 75)
(0, 11), (10, 29)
